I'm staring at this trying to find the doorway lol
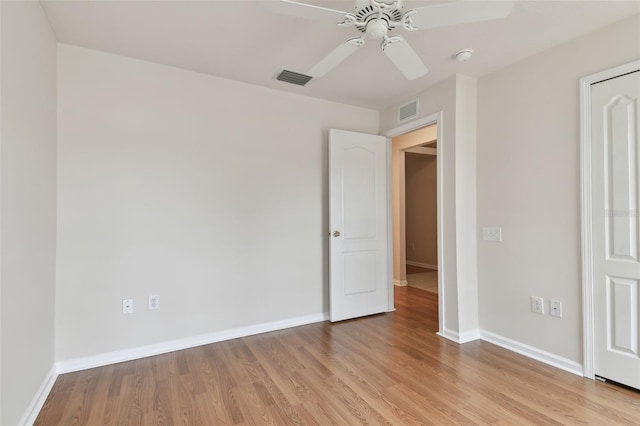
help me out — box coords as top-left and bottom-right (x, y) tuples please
(402, 138), (438, 294)
(387, 119), (443, 333)
(404, 145), (438, 293)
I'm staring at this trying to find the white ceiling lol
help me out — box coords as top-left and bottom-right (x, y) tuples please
(40, 0), (640, 110)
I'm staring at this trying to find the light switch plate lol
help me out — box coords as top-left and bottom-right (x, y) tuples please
(482, 227), (502, 242)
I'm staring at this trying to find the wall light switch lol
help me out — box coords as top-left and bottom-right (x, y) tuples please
(482, 227), (502, 242)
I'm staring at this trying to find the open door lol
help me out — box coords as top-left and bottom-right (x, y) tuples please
(591, 70), (640, 389)
(329, 128), (389, 322)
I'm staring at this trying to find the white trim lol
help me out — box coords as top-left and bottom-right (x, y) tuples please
(459, 329), (481, 343)
(384, 113), (439, 138)
(437, 328), (480, 344)
(405, 146), (436, 156)
(435, 113), (445, 337)
(56, 312), (329, 374)
(580, 60), (640, 380)
(439, 327), (584, 376)
(406, 260), (438, 270)
(393, 279), (408, 286)
(384, 111), (445, 336)
(437, 329), (458, 342)
(480, 330), (583, 377)
(18, 365), (57, 426)
(386, 136), (395, 312)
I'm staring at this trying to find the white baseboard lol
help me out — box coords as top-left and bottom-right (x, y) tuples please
(19, 365), (58, 426)
(437, 328), (458, 342)
(394, 280), (408, 286)
(56, 312), (329, 374)
(438, 328), (583, 377)
(459, 329), (481, 343)
(479, 330), (583, 377)
(437, 328), (480, 344)
(406, 261), (438, 270)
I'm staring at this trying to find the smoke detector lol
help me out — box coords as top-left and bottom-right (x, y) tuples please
(454, 48), (474, 62)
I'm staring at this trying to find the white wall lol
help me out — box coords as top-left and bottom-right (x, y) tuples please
(382, 75), (479, 338)
(477, 14), (640, 363)
(454, 74), (479, 335)
(56, 44), (379, 361)
(0, 2), (57, 425)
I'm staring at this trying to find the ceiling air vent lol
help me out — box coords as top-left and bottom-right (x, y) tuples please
(398, 99), (419, 123)
(276, 69), (312, 87)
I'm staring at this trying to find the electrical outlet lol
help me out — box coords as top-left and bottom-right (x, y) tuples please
(148, 295), (160, 310)
(531, 296), (544, 314)
(550, 300), (562, 318)
(122, 299), (133, 314)
(482, 227), (502, 242)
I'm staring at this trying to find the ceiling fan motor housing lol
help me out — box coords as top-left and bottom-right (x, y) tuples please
(355, 0), (403, 10)
(366, 19), (389, 39)
(353, 0), (404, 35)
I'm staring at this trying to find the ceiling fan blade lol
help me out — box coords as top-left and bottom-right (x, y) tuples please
(407, 1), (514, 30)
(259, 0), (349, 25)
(308, 37), (365, 77)
(382, 36), (428, 80)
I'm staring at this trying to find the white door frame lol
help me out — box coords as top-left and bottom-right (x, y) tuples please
(580, 59), (640, 379)
(384, 111), (444, 334)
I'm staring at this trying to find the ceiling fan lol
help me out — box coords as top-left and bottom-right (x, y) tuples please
(263, 0), (514, 80)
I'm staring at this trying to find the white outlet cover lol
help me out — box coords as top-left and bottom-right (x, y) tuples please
(550, 300), (562, 318)
(122, 299), (133, 314)
(148, 295), (160, 310)
(531, 296), (544, 314)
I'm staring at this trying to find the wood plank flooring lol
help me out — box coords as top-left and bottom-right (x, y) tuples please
(405, 265), (438, 294)
(36, 287), (640, 425)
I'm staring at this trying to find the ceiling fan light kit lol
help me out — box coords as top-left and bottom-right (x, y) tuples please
(264, 0), (513, 81)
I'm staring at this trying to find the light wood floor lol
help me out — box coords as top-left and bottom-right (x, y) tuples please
(405, 265), (438, 293)
(36, 287), (640, 425)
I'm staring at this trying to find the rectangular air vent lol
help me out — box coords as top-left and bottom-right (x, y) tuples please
(276, 69), (312, 86)
(398, 99), (419, 122)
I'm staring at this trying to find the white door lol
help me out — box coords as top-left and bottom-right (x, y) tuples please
(592, 70), (640, 389)
(329, 128), (389, 322)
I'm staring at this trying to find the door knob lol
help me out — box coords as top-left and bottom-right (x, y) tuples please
(333, 230), (341, 237)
